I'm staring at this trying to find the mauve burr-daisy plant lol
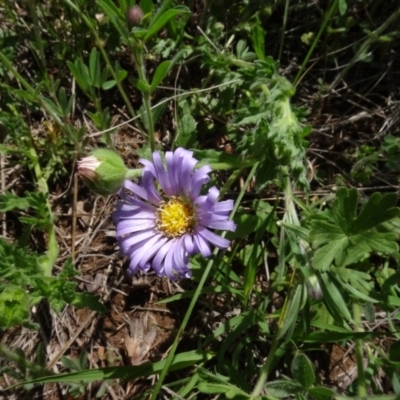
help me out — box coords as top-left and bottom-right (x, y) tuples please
(113, 148), (236, 279)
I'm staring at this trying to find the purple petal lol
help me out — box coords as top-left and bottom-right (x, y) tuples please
(196, 227), (231, 249)
(116, 219), (155, 235)
(130, 234), (167, 269)
(184, 234), (195, 254)
(152, 151), (172, 195)
(119, 229), (157, 253)
(193, 232), (212, 257)
(152, 239), (174, 275)
(203, 219), (236, 231)
(214, 200), (234, 213)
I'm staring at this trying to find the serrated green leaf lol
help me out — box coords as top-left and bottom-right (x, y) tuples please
(291, 353), (315, 389)
(0, 286), (29, 328)
(0, 191), (30, 212)
(70, 292), (105, 314)
(310, 189), (400, 271)
(312, 237), (348, 271)
(250, 16), (266, 61)
(354, 231), (398, 254)
(333, 188), (358, 233)
(176, 114), (197, 148)
(352, 192), (400, 233)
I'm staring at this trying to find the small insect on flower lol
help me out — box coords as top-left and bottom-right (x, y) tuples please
(113, 148), (236, 280)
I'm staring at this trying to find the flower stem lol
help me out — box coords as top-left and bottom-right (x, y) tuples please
(125, 168), (143, 180)
(251, 338), (280, 396)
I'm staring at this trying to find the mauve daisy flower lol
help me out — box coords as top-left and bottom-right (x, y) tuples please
(113, 148), (236, 279)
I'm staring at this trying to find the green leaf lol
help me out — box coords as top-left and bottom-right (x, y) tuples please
(352, 192), (400, 233)
(70, 292), (105, 314)
(116, 68), (127, 82)
(291, 353), (315, 389)
(310, 189), (400, 271)
(102, 80), (117, 90)
(0, 191), (30, 212)
(176, 114), (197, 148)
(312, 237), (348, 271)
(333, 188), (358, 233)
(133, 78), (151, 94)
(308, 386), (336, 400)
(89, 48), (101, 88)
(14, 89), (35, 103)
(150, 60), (171, 93)
(0, 286), (29, 328)
(194, 149), (253, 170)
(364, 302), (375, 323)
(265, 380), (303, 398)
(302, 329), (383, 343)
(250, 16), (266, 61)
(320, 272), (353, 322)
(277, 283), (303, 340)
(97, 0), (130, 44)
(198, 382), (248, 398)
(41, 97), (62, 118)
(14, 350), (214, 387)
(145, 6), (190, 41)
(140, 0), (153, 14)
(68, 59), (90, 92)
(338, 0), (347, 16)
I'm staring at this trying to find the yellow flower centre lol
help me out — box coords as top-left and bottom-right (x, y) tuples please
(156, 197), (196, 238)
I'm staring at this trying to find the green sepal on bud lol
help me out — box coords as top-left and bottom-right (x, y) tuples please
(78, 149), (127, 195)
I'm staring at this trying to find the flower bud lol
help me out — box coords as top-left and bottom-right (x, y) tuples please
(127, 5), (144, 26)
(78, 149), (127, 195)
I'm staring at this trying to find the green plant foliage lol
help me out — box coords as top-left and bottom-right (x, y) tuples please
(0, 239), (104, 329)
(310, 188), (400, 271)
(0, 287), (29, 328)
(290, 353), (315, 389)
(1, 0), (400, 398)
